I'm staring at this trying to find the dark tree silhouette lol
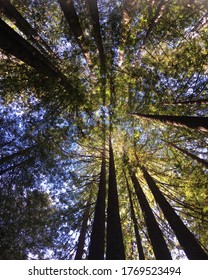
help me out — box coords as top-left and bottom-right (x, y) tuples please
(88, 152), (106, 260)
(85, 0), (106, 74)
(124, 170), (145, 259)
(133, 113), (208, 133)
(130, 170), (172, 260)
(58, 0), (91, 65)
(75, 189), (93, 260)
(0, 18), (73, 90)
(141, 165), (208, 260)
(0, 0), (52, 54)
(106, 139), (126, 260)
(167, 142), (208, 168)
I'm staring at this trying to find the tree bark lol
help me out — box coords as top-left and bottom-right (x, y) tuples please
(132, 113), (208, 133)
(124, 170), (145, 259)
(0, 18), (73, 91)
(88, 152), (106, 260)
(106, 139), (125, 260)
(130, 171), (172, 260)
(141, 166), (208, 260)
(0, 0), (52, 54)
(168, 142), (208, 168)
(74, 188), (93, 260)
(58, 0), (91, 65)
(58, 0), (84, 42)
(85, 0), (106, 75)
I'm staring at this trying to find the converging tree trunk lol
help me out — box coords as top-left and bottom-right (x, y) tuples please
(58, 0), (91, 65)
(88, 151), (106, 260)
(0, 0), (53, 55)
(132, 113), (208, 133)
(85, 0), (106, 74)
(106, 139), (125, 259)
(124, 170), (145, 259)
(130, 171), (172, 260)
(167, 142), (208, 168)
(141, 166), (208, 260)
(74, 188), (93, 260)
(0, 18), (73, 91)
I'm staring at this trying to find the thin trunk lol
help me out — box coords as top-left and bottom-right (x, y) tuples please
(141, 166), (208, 260)
(106, 139), (125, 260)
(164, 98), (208, 105)
(74, 188), (93, 260)
(168, 142), (208, 168)
(124, 170), (145, 259)
(189, 12), (208, 34)
(130, 171), (172, 260)
(132, 113), (208, 133)
(88, 152), (106, 260)
(58, 0), (91, 65)
(0, 19), (72, 90)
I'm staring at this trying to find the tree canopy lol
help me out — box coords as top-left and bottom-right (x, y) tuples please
(0, 0), (208, 260)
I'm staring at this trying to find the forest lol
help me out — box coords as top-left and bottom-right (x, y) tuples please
(0, 0), (208, 260)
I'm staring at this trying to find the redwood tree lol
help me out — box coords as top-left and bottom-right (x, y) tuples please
(106, 139), (125, 259)
(133, 114), (208, 133)
(130, 171), (172, 260)
(75, 188), (93, 260)
(88, 152), (106, 260)
(124, 170), (145, 259)
(141, 166), (208, 260)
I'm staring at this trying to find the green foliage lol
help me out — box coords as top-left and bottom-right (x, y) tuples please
(0, 0), (207, 259)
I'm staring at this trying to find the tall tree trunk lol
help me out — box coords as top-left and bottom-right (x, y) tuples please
(87, 0), (107, 258)
(124, 170), (145, 259)
(168, 142), (208, 168)
(88, 151), (106, 260)
(130, 171), (172, 259)
(74, 188), (93, 260)
(141, 166), (208, 260)
(0, 19), (72, 90)
(106, 139), (125, 260)
(58, 0), (84, 42)
(85, 0), (106, 75)
(58, 0), (91, 65)
(132, 113), (208, 133)
(0, 0), (52, 55)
